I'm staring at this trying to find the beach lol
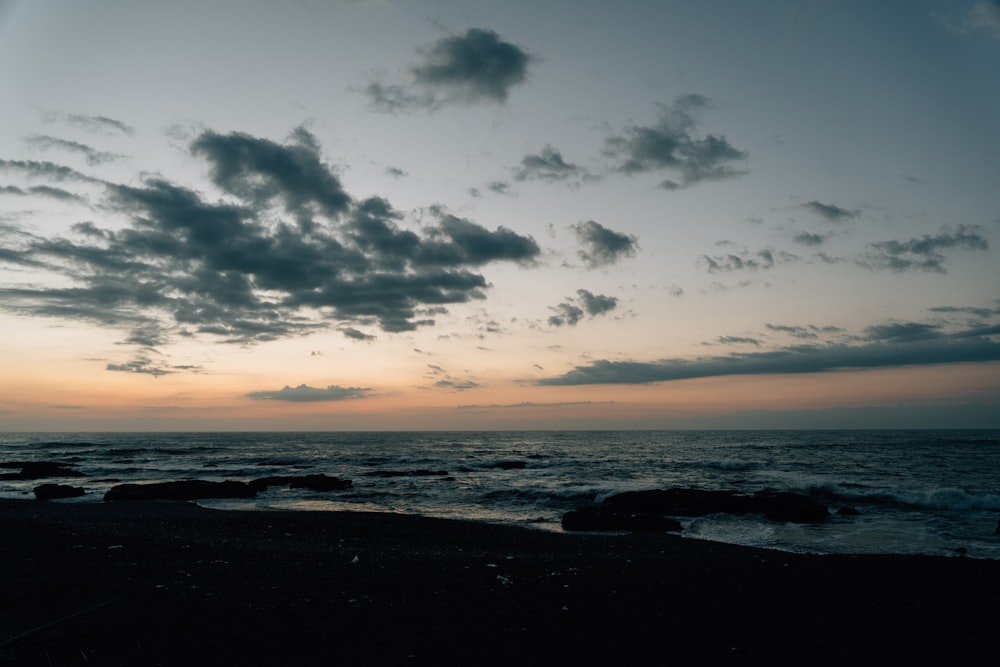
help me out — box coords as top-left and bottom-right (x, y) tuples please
(2, 499), (997, 666)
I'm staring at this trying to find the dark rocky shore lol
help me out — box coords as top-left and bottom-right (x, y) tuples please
(2, 500), (998, 666)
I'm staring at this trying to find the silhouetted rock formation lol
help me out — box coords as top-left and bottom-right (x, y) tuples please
(249, 474), (353, 492)
(104, 480), (256, 502)
(0, 461), (85, 480)
(563, 487), (829, 531)
(33, 483), (86, 500)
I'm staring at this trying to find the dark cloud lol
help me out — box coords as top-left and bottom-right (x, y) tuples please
(548, 302), (584, 327)
(0, 127), (541, 347)
(791, 231), (829, 246)
(360, 81), (438, 114)
(928, 304), (1000, 319)
(603, 94), (747, 189)
(411, 28), (533, 103)
(486, 180), (513, 196)
(191, 128), (351, 219)
(385, 166), (407, 178)
(802, 201), (859, 223)
(538, 323), (1000, 386)
(25, 135), (122, 166)
(717, 336), (761, 346)
(43, 111), (135, 136)
(577, 289), (618, 316)
(106, 356), (175, 377)
(0, 158), (103, 184)
(571, 220), (638, 269)
(857, 224), (988, 273)
(698, 247), (797, 273)
(514, 146), (591, 184)
(0, 184), (85, 202)
(766, 323), (818, 339)
(548, 289), (618, 327)
(362, 28), (533, 112)
(246, 384), (370, 402)
(435, 379), (480, 391)
(863, 322), (941, 342)
(341, 327), (376, 341)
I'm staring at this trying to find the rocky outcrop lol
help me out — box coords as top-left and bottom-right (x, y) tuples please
(561, 508), (683, 533)
(104, 480), (256, 502)
(0, 461), (85, 480)
(33, 483), (86, 500)
(249, 474), (353, 492)
(562, 487), (830, 531)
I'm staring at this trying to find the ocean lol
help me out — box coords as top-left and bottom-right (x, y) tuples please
(2, 430), (999, 559)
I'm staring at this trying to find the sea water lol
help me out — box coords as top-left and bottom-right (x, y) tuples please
(2, 430), (998, 559)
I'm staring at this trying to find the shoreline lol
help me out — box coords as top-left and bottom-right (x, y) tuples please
(3, 499), (999, 665)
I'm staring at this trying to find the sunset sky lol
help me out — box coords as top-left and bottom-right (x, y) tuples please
(1, 0), (998, 430)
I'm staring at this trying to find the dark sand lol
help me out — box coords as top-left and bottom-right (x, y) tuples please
(2, 500), (997, 666)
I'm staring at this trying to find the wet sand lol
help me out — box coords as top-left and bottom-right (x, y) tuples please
(1, 499), (997, 665)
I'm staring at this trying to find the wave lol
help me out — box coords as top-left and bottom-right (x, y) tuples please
(705, 458), (754, 471)
(808, 482), (1000, 512)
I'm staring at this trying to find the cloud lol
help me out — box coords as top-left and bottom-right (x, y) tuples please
(385, 166), (407, 178)
(961, 1), (1000, 38)
(106, 356), (176, 377)
(791, 231), (829, 246)
(0, 158), (104, 184)
(548, 302), (584, 327)
(43, 111), (135, 136)
(698, 247), (797, 273)
(514, 146), (592, 184)
(548, 288), (619, 327)
(571, 220), (638, 269)
(246, 384), (370, 401)
(410, 28), (533, 103)
(603, 94), (747, 189)
(801, 201), (859, 223)
(857, 224), (989, 273)
(190, 127), (351, 219)
(538, 322), (1000, 386)
(717, 336), (761, 346)
(0, 127), (541, 347)
(342, 327), (376, 341)
(25, 135), (122, 166)
(425, 363), (479, 391)
(0, 184), (85, 202)
(362, 28), (534, 112)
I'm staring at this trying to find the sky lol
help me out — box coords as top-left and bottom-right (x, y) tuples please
(1, 0), (998, 431)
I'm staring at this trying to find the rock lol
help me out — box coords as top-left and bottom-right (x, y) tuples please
(33, 483), (86, 500)
(600, 488), (829, 523)
(602, 489), (753, 516)
(752, 491), (829, 523)
(247, 475), (300, 492)
(249, 474), (353, 492)
(0, 461), (85, 480)
(561, 507), (683, 533)
(104, 480), (256, 502)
